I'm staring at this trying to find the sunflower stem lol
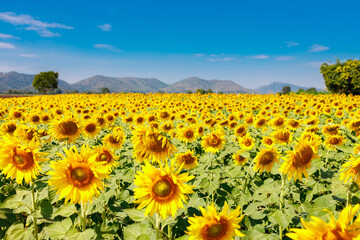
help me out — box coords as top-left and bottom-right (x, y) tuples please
(155, 213), (161, 240)
(80, 202), (87, 231)
(347, 186), (352, 207)
(279, 174), (286, 240)
(30, 186), (39, 240)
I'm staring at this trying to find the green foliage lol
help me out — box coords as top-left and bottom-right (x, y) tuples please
(282, 86), (291, 94)
(320, 59), (360, 94)
(195, 89), (205, 94)
(32, 71), (59, 94)
(206, 89), (213, 94)
(100, 87), (111, 94)
(187, 90), (192, 94)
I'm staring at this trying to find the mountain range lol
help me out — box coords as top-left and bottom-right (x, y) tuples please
(0, 71), (320, 94)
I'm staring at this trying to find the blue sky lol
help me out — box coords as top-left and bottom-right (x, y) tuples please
(0, 0), (359, 89)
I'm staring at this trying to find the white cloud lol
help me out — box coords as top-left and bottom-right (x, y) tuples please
(93, 44), (122, 52)
(306, 61), (324, 67)
(284, 41), (299, 47)
(309, 44), (330, 52)
(98, 23), (112, 31)
(0, 12), (73, 37)
(247, 54), (269, 59)
(0, 33), (20, 39)
(275, 56), (295, 61)
(207, 57), (235, 62)
(0, 42), (15, 49)
(19, 53), (38, 58)
(193, 53), (205, 57)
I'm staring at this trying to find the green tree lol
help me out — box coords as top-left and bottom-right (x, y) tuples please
(33, 71), (59, 94)
(320, 59), (360, 94)
(282, 86), (291, 94)
(187, 90), (192, 94)
(196, 89), (205, 94)
(101, 87), (111, 94)
(206, 88), (213, 94)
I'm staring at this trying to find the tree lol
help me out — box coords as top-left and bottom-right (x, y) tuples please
(101, 87), (110, 94)
(206, 89), (213, 94)
(282, 86), (291, 94)
(196, 89), (205, 94)
(187, 90), (192, 94)
(320, 59), (360, 94)
(33, 71), (59, 94)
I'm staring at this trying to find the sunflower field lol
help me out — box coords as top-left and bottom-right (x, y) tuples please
(1, 92), (360, 240)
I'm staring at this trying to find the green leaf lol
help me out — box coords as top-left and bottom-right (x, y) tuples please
(52, 204), (77, 218)
(44, 218), (72, 239)
(65, 228), (96, 240)
(136, 234), (150, 240)
(0, 194), (24, 209)
(123, 223), (156, 240)
(269, 210), (290, 229)
(243, 202), (266, 220)
(123, 209), (147, 222)
(40, 199), (53, 219)
(4, 223), (33, 240)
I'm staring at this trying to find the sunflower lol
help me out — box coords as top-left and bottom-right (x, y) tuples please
(322, 124), (340, 136)
(234, 125), (247, 137)
(340, 156), (360, 186)
(233, 150), (247, 166)
(287, 204), (360, 240)
(239, 134), (255, 151)
(103, 133), (124, 149)
(254, 117), (267, 128)
(187, 202), (245, 240)
(96, 116), (106, 128)
(50, 116), (81, 143)
(262, 136), (275, 148)
(1, 120), (17, 136)
(91, 146), (118, 173)
(288, 119), (301, 130)
(324, 135), (345, 150)
(0, 135), (46, 184)
(253, 148), (278, 173)
(174, 150), (198, 169)
(133, 161), (194, 219)
(201, 129), (226, 153)
(176, 126), (197, 143)
(83, 120), (100, 138)
(160, 122), (174, 133)
(28, 112), (41, 125)
(272, 129), (292, 145)
(48, 145), (108, 204)
(14, 124), (40, 146)
(270, 115), (286, 129)
(280, 140), (319, 181)
(132, 127), (176, 163)
(196, 124), (205, 138)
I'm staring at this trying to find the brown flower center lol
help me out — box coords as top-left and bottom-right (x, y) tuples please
(67, 165), (94, 187)
(182, 154), (196, 164)
(208, 134), (221, 147)
(144, 133), (168, 153)
(31, 115), (40, 123)
(85, 123), (96, 133)
(12, 148), (34, 170)
(5, 123), (16, 133)
(202, 220), (228, 239)
(58, 121), (78, 136)
(292, 145), (314, 168)
(259, 151), (276, 165)
(98, 151), (112, 162)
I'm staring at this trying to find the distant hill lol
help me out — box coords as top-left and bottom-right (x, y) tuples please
(72, 75), (168, 92)
(0, 71), (323, 94)
(161, 77), (254, 93)
(0, 71), (72, 92)
(255, 82), (322, 94)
